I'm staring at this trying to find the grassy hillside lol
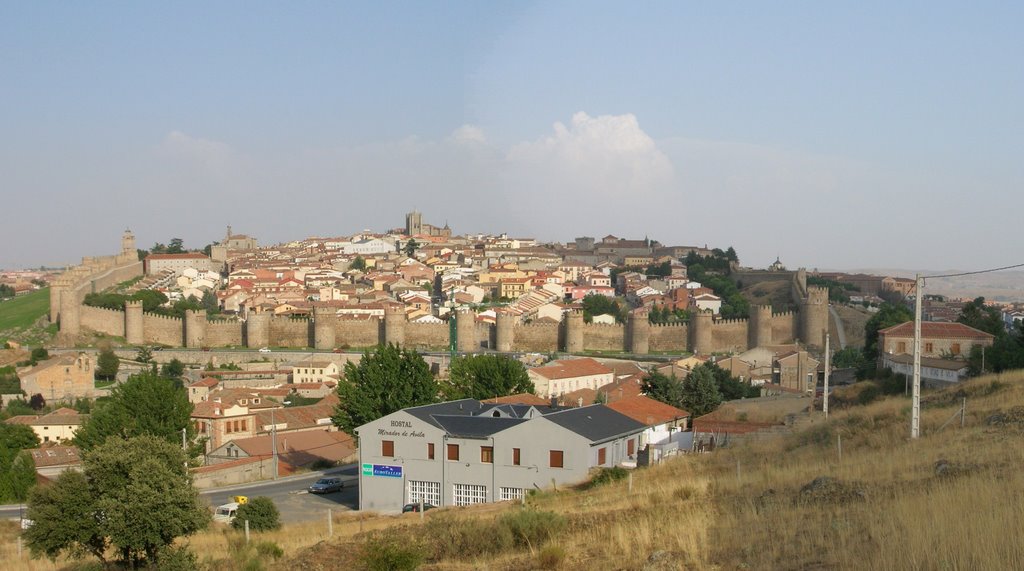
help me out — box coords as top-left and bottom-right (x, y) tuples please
(3, 372), (1024, 570)
(0, 288), (52, 345)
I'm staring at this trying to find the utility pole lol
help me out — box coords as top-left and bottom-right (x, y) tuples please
(271, 408), (279, 479)
(911, 274), (923, 439)
(823, 333), (830, 420)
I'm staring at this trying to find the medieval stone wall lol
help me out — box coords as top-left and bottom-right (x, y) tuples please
(206, 320), (244, 347)
(269, 317), (311, 347)
(405, 322), (449, 351)
(334, 320), (380, 349)
(513, 323), (560, 352)
(79, 306), (126, 338)
(770, 311), (798, 344)
(649, 324), (688, 352)
(710, 318), (749, 354)
(582, 323), (626, 351)
(143, 313), (184, 346)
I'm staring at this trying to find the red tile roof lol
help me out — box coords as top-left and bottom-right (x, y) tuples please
(878, 321), (995, 340)
(605, 395), (689, 426)
(483, 393), (549, 406)
(146, 253), (210, 260)
(530, 358), (613, 381)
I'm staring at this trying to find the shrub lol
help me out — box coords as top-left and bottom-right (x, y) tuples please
(582, 467), (629, 489)
(537, 544), (566, 569)
(232, 497), (281, 532)
(498, 508), (566, 549)
(156, 545), (199, 571)
(358, 535), (425, 571)
(255, 541), (284, 560)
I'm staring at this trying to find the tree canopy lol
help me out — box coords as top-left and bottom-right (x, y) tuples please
(332, 343), (438, 435)
(0, 423), (40, 503)
(681, 366), (723, 417)
(350, 256), (367, 271)
(23, 435), (208, 567)
(96, 347), (120, 381)
(444, 354), (534, 400)
(73, 371), (195, 453)
(581, 293), (626, 323)
(863, 302), (913, 363)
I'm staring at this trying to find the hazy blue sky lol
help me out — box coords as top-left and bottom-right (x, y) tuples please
(2, 2), (1021, 271)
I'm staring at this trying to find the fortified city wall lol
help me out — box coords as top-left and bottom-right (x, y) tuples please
(59, 237), (830, 355)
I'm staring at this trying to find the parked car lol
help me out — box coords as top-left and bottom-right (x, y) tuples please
(258, 347), (272, 353)
(308, 477), (344, 494)
(402, 502), (436, 513)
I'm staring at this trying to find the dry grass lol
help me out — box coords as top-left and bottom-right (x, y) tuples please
(4, 372), (1024, 570)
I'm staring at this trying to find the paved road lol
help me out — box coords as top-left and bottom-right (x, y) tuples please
(1, 464), (360, 525)
(203, 464), (359, 524)
(829, 305), (848, 350)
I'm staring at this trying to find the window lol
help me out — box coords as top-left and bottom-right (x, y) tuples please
(925, 342), (934, 353)
(598, 447), (606, 465)
(453, 483), (487, 506)
(951, 343), (961, 355)
(447, 443), (460, 461)
(240, 420), (247, 431)
(550, 450), (564, 468)
(481, 446), (493, 464)
(226, 421), (233, 434)
(428, 443), (435, 460)
(407, 480), (441, 506)
(382, 440), (395, 457)
(897, 342), (907, 353)
(500, 487), (524, 501)
(627, 439), (636, 456)
(512, 448), (521, 466)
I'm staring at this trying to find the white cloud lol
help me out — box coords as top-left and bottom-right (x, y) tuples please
(506, 112), (674, 198)
(449, 124), (487, 144)
(160, 130), (237, 170)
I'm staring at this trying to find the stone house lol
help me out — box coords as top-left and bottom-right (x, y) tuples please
(528, 358), (615, 398)
(877, 322), (994, 360)
(19, 353), (95, 401)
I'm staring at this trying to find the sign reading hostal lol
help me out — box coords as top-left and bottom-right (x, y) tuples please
(362, 463), (403, 478)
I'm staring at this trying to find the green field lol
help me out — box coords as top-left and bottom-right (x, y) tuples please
(0, 288), (50, 339)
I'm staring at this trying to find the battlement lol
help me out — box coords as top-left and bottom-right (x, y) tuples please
(713, 318), (749, 326)
(582, 322), (624, 329)
(650, 322), (686, 329)
(519, 321), (560, 329)
(772, 310), (797, 319)
(143, 312), (183, 323)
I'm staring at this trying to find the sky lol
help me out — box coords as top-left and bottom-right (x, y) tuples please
(1, 2), (1022, 271)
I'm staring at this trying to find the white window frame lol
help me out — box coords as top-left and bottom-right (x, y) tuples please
(500, 487), (524, 502)
(452, 483), (487, 506)
(407, 480), (441, 506)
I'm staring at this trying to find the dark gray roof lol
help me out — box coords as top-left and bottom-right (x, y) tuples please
(543, 405), (647, 444)
(405, 399), (482, 428)
(433, 415), (528, 438)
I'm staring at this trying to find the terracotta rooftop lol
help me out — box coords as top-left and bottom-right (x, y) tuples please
(879, 321), (995, 340)
(146, 253), (209, 260)
(530, 357), (613, 380)
(28, 446), (81, 468)
(482, 393), (549, 406)
(605, 395), (689, 426)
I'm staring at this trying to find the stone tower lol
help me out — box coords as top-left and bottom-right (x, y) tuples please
(748, 305), (773, 349)
(246, 312), (271, 349)
(59, 290), (80, 338)
(121, 229), (136, 258)
(628, 309), (650, 355)
(314, 306), (337, 350)
(383, 304), (407, 346)
(564, 310), (584, 353)
(125, 300), (144, 345)
(495, 310), (514, 352)
(455, 309), (476, 353)
(185, 310), (207, 349)
(801, 286), (829, 349)
(405, 211), (423, 236)
(689, 309), (713, 356)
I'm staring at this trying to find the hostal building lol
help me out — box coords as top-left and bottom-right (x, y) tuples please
(356, 398), (647, 512)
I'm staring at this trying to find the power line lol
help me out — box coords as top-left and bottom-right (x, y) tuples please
(926, 263), (1024, 280)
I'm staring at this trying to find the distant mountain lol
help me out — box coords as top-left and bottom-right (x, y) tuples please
(822, 268), (1024, 303)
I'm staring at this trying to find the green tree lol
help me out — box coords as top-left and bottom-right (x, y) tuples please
(30, 347), (49, 364)
(863, 302), (914, 362)
(74, 372), (195, 453)
(161, 358), (186, 379)
(693, 362), (758, 400)
(444, 354), (534, 400)
(23, 436), (208, 567)
(581, 293), (625, 323)
(957, 297), (1005, 337)
(201, 289), (220, 315)
(167, 238), (185, 254)
(29, 393), (46, 411)
(681, 366), (722, 417)
(350, 256), (367, 271)
(6, 451), (36, 501)
(131, 289), (169, 312)
(641, 371), (686, 410)
(832, 346), (865, 370)
(0, 422), (40, 451)
(96, 348), (120, 381)
(232, 496), (281, 532)
(135, 346), (153, 364)
(332, 344), (438, 435)
(404, 238), (420, 257)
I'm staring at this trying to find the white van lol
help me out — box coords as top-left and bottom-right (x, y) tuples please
(213, 502), (240, 524)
